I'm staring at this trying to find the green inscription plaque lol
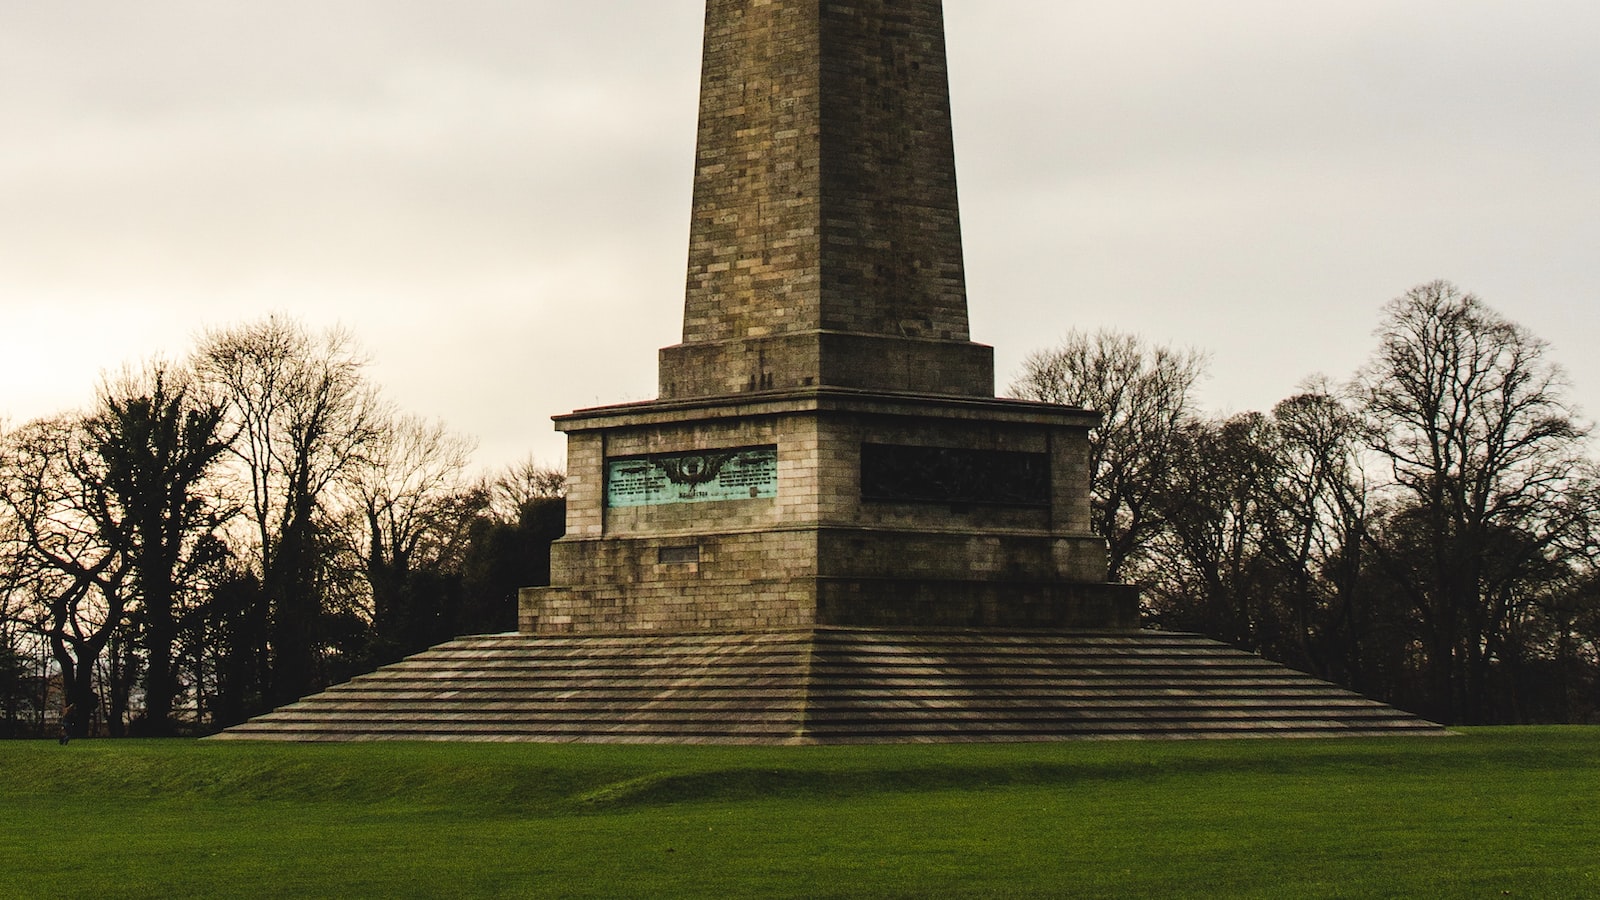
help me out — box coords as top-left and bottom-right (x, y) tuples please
(606, 446), (778, 507)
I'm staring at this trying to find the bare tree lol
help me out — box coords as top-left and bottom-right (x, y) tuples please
(1539, 471), (1600, 721)
(1358, 281), (1592, 723)
(1260, 383), (1376, 681)
(85, 362), (234, 734)
(490, 456), (566, 522)
(0, 416), (134, 737)
(195, 315), (384, 706)
(0, 463), (38, 735)
(1010, 329), (1206, 581)
(343, 414), (483, 664)
(1143, 412), (1280, 646)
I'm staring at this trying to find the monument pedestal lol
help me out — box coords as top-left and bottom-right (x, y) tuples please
(519, 388), (1138, 634)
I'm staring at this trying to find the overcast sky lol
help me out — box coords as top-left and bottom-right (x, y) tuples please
(4, 1), (1597, 473)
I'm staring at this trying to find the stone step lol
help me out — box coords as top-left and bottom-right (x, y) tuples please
(294, 689), (1363, 712)
(230, 711), (1428, 733)
(412, 646), (1243, 661)
(224, 711), (1434, 731)
(213, 628), (1448, 743)
(371, 660), (1292, 676)
(297, 682), (1376, 704)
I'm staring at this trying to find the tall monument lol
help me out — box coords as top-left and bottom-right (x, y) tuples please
(219, 1), (1446, 743)
(520, 0), (1137, 634)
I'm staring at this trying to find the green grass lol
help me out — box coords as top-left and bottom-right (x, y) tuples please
(1, 729), (1596, 898)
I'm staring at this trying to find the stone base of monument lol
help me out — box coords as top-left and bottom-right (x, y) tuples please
(519, 389), (1133, 635)
(212, 628), (1448, 743)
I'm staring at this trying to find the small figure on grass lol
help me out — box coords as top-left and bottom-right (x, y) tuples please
(59, 704), (75, 746)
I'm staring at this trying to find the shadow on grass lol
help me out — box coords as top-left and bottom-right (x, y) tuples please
(564, 729), (1583, 811)
(3, 727), (1593, 816)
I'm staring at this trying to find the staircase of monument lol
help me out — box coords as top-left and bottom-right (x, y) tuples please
(213, 629), (1446, 743)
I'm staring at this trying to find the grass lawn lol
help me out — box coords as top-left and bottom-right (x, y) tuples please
(1, 728), (1596, 898)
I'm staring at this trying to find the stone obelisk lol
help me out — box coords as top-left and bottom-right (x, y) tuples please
(217, 0), (1446, 745)
(520, 0), (1137, 634)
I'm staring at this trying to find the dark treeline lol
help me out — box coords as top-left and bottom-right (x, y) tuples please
(1014, 281), (1600, 725)
(0, 315), (565, 738)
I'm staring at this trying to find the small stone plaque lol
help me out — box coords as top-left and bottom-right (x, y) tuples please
(658, 546), (701, 564)
(607, 446), (778, 508)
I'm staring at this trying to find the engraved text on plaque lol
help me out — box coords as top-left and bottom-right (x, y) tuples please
(606, 447), (779, 507)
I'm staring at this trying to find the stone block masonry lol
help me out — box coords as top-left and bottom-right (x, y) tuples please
(520, 390), (1135, 634)
(660, 0), (992, 400)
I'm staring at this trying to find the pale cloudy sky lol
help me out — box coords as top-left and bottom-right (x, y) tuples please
(3, 1), (1597, 473)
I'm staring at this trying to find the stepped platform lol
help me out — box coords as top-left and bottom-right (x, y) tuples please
(213, 629), (1447, 743)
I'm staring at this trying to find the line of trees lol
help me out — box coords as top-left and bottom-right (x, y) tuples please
(0, 315), (565, 738)
(1014, 281), (1599, 725)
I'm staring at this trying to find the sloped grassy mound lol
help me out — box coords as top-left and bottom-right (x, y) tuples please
(2, 729), (1596, 898)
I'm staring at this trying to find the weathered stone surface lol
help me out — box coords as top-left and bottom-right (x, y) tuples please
(524, 389), (1131, 634)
